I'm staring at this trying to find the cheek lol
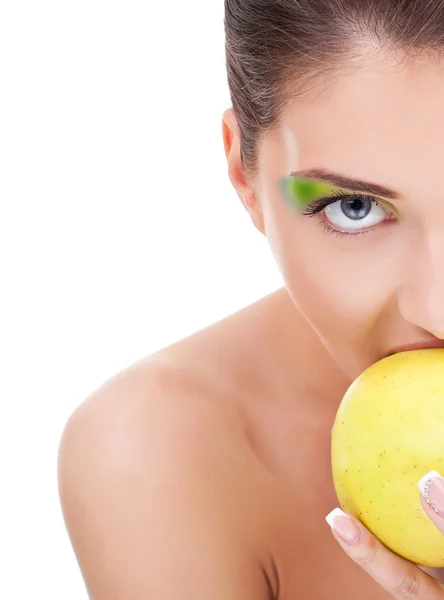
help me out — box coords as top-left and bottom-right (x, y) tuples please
(264, 203), (400, 369)
(282, 242), (374, 338)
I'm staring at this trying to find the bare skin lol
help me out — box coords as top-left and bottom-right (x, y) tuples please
(59, 49), (444, 598)
(58, 288), (393, 599)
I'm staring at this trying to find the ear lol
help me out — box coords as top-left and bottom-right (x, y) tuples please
(221, 108), (265, 236)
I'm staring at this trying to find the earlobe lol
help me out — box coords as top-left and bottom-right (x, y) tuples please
(222, 109), (248, 196)
(232, 167), (266, 237)
(222, 108), (266, 236)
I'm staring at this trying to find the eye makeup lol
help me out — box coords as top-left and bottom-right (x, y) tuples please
(278, 175), (401, 239)
(279, 177), (338, 211)
(278, 176), (401, 219)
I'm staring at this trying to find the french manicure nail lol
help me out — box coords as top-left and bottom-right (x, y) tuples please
(417, 470), (444, 516)
(325, 508), (360, 544)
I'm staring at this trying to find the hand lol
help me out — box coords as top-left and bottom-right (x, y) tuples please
(326, 470), (444, 598)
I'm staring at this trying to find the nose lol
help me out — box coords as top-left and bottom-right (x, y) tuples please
(398, 229), (444, 339)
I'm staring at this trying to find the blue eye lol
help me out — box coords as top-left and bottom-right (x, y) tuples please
(279, 176), (398, 237)
(339, 197), (372, 220)
(322, 196), (388, 231)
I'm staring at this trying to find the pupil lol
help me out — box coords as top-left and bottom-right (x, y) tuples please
(341, 197), (371, 220)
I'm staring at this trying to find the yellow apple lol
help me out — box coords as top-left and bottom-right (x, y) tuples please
(331, 348), (444, 567)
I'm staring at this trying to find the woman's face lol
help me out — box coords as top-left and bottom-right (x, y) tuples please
(223, 52), (444, 380)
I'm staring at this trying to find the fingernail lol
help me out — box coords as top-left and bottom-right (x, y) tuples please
(325, 508), (360, 544)
(417, 470), (444, 516)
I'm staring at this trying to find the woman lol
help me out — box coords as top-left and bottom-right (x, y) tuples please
(58, 1), (444, 598)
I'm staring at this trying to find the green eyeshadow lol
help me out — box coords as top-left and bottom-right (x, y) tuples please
(278, 176), (401, 220)
(279, 177), (338, 211)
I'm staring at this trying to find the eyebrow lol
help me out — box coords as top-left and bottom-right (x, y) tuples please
(289, 168), (400, 200)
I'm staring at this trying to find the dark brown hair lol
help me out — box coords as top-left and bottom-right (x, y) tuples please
(224, 0), (444, 185)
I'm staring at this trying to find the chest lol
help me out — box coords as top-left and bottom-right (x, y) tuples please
(253, 434), (392, 600)
(240, 385), (423, 599)
(271, 511), (394, 600)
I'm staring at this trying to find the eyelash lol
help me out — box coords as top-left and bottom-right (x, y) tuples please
(301, 189), (386, 238)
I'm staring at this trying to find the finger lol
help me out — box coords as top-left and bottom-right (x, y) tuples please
(418, 471), (444, 535)
(326, 508), (444, 599)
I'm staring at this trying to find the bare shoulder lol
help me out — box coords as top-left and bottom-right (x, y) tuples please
(57, 355), (275, 600)
(59, 356), (243, 462)
(58, 357), (250, 504)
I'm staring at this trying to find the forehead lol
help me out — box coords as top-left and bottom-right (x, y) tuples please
(261, 53), (444, 198)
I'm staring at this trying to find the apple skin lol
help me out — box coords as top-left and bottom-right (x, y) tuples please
(331, 348), (444, 567)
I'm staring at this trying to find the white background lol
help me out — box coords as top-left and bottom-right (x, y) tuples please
(1, 1), (282, 598)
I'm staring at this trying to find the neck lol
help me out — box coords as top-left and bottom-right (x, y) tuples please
(262, 287), (353, 421)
